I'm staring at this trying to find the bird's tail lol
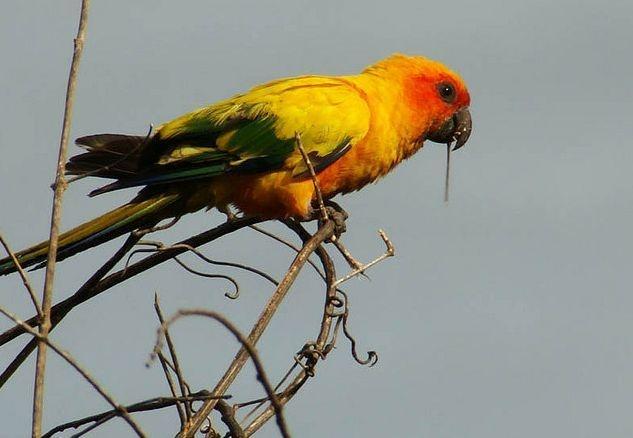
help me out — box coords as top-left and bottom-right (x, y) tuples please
(0, 193), (180, 276)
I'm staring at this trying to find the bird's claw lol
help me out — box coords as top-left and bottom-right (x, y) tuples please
(322, 206), (347, 241)
(321, 200), (349, 241)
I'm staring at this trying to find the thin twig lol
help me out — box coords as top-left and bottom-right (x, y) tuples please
(155, 351), (186, 426)
(154, 310), (292, 438)
(0, 234), (42, 317)
(0, 305), (145, 437)
(33, 2), (90, 436)
(0, 232), (143, 388)
(237, 361), (300, 423)
(173, 256), (240, 299)
(248, 225), (326, 280)
(170, 243), (279, 286)
(43, 392), (225, 438)
(134, 215), (181, 236)
(154, 294), (191, 423)
(281, 222), (338, 348)
(181, 220), (335, 436)
(337, 290), (378, 366)
(333, 229), (395, 287)
(332, 239), (366, 272)
(294, 133), (328, 222)
(215, 399), (244, 438)
(235, 384), (289, 415)
(242, 221), (338, 435)
(0, 217), (262, 388)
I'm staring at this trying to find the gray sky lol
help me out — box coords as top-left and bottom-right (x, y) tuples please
(2, 0), (633, 436)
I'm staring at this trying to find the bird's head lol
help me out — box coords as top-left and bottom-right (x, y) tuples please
(366, 54), (472, 151)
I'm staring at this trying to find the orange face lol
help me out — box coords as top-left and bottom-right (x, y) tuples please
(402, 58), (472, 150)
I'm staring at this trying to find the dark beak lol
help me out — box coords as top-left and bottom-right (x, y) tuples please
(427, 107), (472, 151)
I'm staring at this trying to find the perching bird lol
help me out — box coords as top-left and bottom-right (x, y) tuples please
(0, 54), (471, 276)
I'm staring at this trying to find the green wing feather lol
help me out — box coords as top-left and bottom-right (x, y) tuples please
(85, 76), (370, 195)
(0, 77), (371, 276)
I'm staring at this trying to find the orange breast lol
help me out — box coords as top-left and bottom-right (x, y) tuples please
(213, 129), (412, 219)
(208, 74), (424, 219)
(211, 172), (314, 219)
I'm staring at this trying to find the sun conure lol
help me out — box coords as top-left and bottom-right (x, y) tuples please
(0, 53), (472, 276)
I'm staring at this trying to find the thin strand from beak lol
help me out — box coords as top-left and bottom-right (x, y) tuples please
(444, 142), (451, 203)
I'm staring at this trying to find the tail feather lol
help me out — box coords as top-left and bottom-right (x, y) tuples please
(0, 194), (180, 276)
(67, 134), (147, 179)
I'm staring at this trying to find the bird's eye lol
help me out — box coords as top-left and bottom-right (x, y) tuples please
(437, 82), (456, 103)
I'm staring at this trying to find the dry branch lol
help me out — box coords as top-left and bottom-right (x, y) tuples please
(0, 234), (41, 317)
(155, 351), (187, 427)
(0, 305), (144, 437)
(180, 220), (336, 436)
(42, 392), (226, 438)
(0, 217), (262, 387)
(2, 207), (394, 436)
(0, 232), (143, 387)
(242, 222), (338, 435)
(215, 399), (245, 438)
(154, 310), (291, 438)
(153, 294), (190, 425)
(33, 2), (90, 435)
(294, 133), (328, 222)
(333, 229), (395, 287)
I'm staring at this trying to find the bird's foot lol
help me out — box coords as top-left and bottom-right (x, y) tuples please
(306, 201), (367, 276)
(306, 201), (347, 240)
(217, 204), (238, 222)
(323, 207), (347, 240)
(322, 200), (349, 240)
(323, 200), (349, 221)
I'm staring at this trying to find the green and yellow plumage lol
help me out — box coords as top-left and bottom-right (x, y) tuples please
(0, 54), (471, 276)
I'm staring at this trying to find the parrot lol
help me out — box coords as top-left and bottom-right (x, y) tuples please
(0, 53), (471, 276)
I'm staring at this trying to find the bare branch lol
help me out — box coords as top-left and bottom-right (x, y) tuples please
(337, 290), (378, 367)
(128, 240), (278, 287)
(333, 229), (395, 287)
(0, 234), (42, 317)
(155, 351), (186, 426)
(248, 225), (326, 280)
(153, 294), (191, 423)
(153, 309), (292, 438)
(0, 232), (143, 388)
(43, 392), (225, 438)
(215, 399), (245, 438)
(242, 221), (339, 435)
(170, 243), (279, 286)
(181, 220), (335, 436)
(294, 133), (328, 222)
(33, 1), (90, 435)
(124, 244), (247, 299)
(0, 217), (262, 388)
(173, 256), (240, 299)
(0, 305), (145, 437)
(133, 215), (181, 236)
(244, 220), (378, 434)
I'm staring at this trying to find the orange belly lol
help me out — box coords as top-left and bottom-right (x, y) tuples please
(210, 134), (412, 219)
(213, 172), (316, 219)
